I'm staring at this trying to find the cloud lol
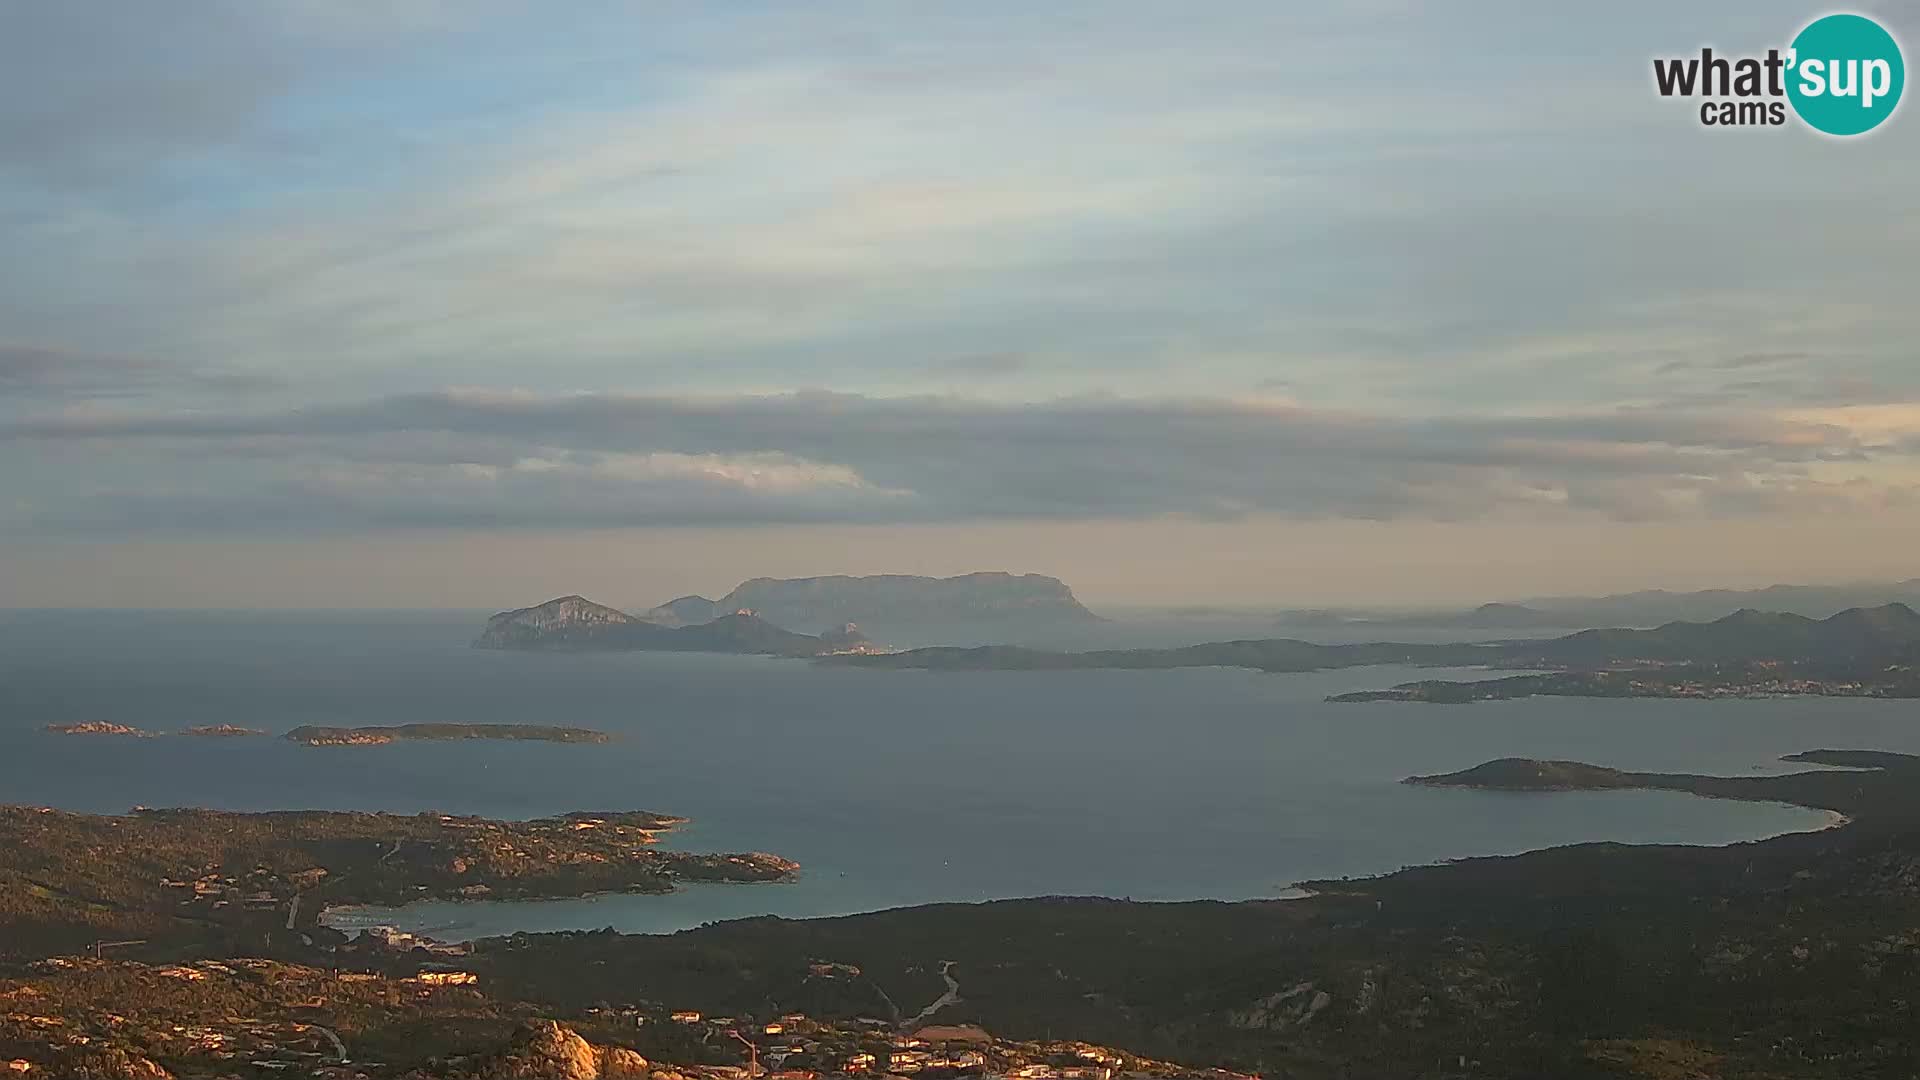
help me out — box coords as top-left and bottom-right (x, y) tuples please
(4, 389), (1915, 535)
(0, 343), (281, 402)
(0, 2), (473, 185)
(45, 448), (912, 533)
(3, 0), (1917, 419)
(927, 353), (1032, 377)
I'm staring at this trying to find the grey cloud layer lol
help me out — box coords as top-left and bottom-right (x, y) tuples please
(0, 343), (282, 399)
(4, 2), (1915, 417)
(3, 391), (1906, 534)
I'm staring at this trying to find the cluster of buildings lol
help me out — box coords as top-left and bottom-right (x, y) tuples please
(599, 1006), (1246, 1080)
(1625, 674), (1873, 698)
(160, 863), (325, 914)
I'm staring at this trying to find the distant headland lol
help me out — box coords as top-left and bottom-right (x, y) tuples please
(839, 603), (1920, 703)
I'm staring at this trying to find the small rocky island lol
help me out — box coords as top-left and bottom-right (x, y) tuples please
(181, 723), (265, 737)
(44, 721), (151, 736)
(285, 723), (612, 746)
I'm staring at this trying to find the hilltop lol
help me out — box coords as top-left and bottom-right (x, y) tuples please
(1511, 602), (1920, 667)
(1518, 577), (1920, 625)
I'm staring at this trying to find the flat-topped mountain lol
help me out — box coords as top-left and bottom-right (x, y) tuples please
(642, 571), (1099, 635)
(474, 595), (877, 656)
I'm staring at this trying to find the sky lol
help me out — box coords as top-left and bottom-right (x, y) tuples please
(3, 1), (1919, 610)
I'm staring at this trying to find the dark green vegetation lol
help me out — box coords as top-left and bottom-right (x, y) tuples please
(1401, 757), (1640, 790)
(0, 959), (1227, 1080)
(0, 806), (793, 962)
(284, 723), (611, 746)
(474, 594), (874, 656)
(463, 750), (1920, 1078)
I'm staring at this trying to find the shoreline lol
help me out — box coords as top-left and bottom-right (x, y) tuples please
(328, 794), (1829, 943)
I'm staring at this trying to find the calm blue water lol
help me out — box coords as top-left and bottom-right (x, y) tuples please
(0, 610), (1896, 939)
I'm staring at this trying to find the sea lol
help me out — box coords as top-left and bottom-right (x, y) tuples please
(0, 608), (1905, 941)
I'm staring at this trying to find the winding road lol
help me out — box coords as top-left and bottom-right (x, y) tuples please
(905, 960), (963, 1026)
(305, 1024), (348, 1063)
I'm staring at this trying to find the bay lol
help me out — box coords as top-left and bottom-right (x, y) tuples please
(0, 610), (1886, 939)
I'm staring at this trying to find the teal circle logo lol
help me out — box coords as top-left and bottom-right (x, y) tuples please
(1786, 13), (1904, 135)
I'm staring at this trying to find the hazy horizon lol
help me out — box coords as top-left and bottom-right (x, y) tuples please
(5, 523), (1918, 614)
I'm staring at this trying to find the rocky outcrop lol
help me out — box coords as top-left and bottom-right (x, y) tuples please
(59, 1048), (174, 1079)
(408, 1020), (649, 1080)
(44, 722), (151, 737)
(1227, 982), (1332, 1030)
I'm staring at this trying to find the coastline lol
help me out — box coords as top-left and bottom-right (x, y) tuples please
(326, 788), (1829, 943)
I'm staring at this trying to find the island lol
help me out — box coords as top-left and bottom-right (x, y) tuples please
(284, 722), (613, 746)
(474, 594), (884, 656)
(642, 571), (1103, 637)
(43, 721), (151, 736)
(180, 723), (265, 737)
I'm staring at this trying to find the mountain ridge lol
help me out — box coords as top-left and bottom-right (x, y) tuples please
(840, 602), (1920, 675)
(474, 596), (874, 657)
(640, 571), (1100, 634)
